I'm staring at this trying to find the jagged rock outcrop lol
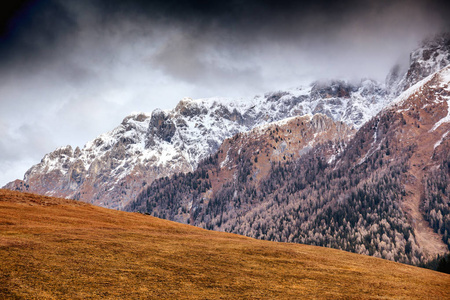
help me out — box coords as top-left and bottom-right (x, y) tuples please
(146, 109), (177, 146)
(388, 33), (450, 96)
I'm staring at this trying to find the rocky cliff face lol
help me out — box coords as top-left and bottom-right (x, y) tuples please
(4, 113), (190, 209)
(388, 33), (450, 95)
(5, 35), (450, 210)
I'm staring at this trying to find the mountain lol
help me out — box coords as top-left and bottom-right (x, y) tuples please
(8, 35), (449, 209)
(4, 75), (389, 209)
(1, 189), (448, 299)
(129, 63), (450, 264)
(7, 36), (450, 210)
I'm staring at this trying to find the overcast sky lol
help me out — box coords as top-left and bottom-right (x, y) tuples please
(1, 0), (449, 186)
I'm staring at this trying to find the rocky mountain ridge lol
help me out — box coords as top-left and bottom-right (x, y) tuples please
(4, 34), (450, 210)
(387, 33), (450, 95)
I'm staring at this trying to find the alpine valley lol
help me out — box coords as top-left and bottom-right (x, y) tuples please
(5, 34), (450, 265)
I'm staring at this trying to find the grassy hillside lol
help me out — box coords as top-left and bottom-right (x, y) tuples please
(0, 190), (448, 299)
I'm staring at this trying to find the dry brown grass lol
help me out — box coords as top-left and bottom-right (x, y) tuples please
(0, 190), (449, 299)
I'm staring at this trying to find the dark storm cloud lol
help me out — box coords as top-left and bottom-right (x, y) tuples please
(93, 0), (449, 36)
(0, 0), (79, 71)
(2, 0), (449, 73)
(90, 0), (450, 83)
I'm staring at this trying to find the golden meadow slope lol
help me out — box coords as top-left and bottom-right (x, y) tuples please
(0, 190), (449, 299)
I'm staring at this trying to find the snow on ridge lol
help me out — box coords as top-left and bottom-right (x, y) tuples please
(389, 66), (450, 110)
(251, 115), (308, 134)
(430, 102), (450, 132)
(83, 112), (151, 150)
(175, 95), (253, 113)
(384, 64), (450, 133)
(32, 112), (155, 181)
(434, 131), (449, 149)
(128, 111), (152, 118)
(429, 67), (450, 132)
(439, 65), (450, 85)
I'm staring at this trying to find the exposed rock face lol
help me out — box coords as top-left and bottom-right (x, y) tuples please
(389, 33), (450, 95)
(146, 110), (176, 146)
(4, 35), (450, 211)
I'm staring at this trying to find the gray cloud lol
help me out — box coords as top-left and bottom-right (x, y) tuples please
(0, 119), (55, 185)
(0, 0), (449, 185)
